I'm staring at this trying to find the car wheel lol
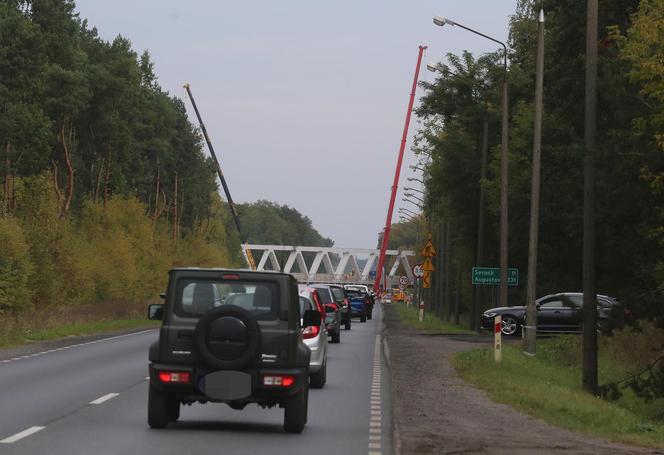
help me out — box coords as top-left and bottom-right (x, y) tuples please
(148, 384), (173, 428)
(167, 395), (180, 422)
(284, 382), (308, 433)
(331, 330), (340, 344)
(501, 315), (520, 336)
(310, 360), (327, 389)
(360, 314), (367, 323)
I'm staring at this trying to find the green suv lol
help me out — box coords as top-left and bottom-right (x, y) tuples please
(147, 268), (319, 433)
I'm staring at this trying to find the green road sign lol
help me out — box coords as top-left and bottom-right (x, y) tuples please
(472, 267), (519, 286)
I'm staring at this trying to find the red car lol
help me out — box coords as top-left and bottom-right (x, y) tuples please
(298, 285), (340, 343)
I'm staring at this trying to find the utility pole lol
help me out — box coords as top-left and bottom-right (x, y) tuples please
(524, 8), (545, 356)
(582, 0), (599, 393)
(444, 216), (451, 321)
(374, 45), (427, 293)
(472, 113), (489, 331)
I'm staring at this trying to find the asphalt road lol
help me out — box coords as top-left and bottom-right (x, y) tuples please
(0, 306), (391, 455)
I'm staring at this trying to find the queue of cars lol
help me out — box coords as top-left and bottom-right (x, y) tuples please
(146, 268), (378, 433)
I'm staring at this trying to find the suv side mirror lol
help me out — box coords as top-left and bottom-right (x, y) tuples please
(302, 310), (321, 327)
(148, 304), (164, 321)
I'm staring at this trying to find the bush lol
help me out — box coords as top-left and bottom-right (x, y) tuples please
(0, 217), (33, 311)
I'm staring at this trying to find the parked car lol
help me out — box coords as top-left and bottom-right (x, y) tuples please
(299, 285), (340, 343)
(344, 284), (374, 320)
(312, 284), (352, 330)
(147, 268), (317, 433)
(480, 292), (619, 336)
(344, 288), (370, 322)
(298, 291), (328, 388)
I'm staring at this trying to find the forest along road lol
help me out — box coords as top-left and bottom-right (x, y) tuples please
(0, 306), (392, 455)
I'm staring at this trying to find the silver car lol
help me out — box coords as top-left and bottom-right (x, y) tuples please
(298, 290), (328, 388)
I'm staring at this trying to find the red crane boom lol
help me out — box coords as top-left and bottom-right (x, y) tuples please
(373, 45), (427, 293)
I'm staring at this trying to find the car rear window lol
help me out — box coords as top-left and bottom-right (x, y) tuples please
(313, 287), (332, 304)
(330, 287), (345, 302)
(175, 279), (279, 320)
(299, 296), (313, 316)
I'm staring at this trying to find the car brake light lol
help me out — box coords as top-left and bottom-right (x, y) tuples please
(262, 374), (295, 387)
(158, 371), (191, 383)
(302, 325), (320, 339)
(222, 273), (240, 280)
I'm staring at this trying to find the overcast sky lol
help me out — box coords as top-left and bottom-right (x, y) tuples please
(75, 0), (517, 249)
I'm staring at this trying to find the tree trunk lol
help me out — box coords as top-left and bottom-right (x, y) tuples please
(94, 157), (104, 204)
(172, 172), (178, 240)
(103, 146), (112, 208)
(3, 141), (10, 217)
(58, 116), (75, 218)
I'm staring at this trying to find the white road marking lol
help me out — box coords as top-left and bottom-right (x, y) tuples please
(0, 330), (154, 365)
(89, 393), (119, 405)
(1, 426), (45, 444)
(369, 334), (383, 455)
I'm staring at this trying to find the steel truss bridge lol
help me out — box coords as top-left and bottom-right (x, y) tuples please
(242, 244), (415, 285)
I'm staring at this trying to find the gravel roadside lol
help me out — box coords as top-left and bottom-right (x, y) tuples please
(383, 304), (661, 455)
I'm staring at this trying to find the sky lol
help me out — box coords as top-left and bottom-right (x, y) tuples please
(75, 0), (518, 249)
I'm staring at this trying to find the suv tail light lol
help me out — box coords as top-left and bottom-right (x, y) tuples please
(158, 371), (191, 383)
(262, 374), (295, 387)
(302, 324), (320, 339)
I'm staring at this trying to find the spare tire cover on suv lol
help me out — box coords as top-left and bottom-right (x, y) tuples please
(194, 305), (261, 370)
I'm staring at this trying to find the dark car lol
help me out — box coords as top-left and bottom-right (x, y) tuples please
(480, 292), (618, 336)
(147, 268), (319, 433)
(312, 284), (352, 331)
(344, 284), (374, 320)
(344, 288), (370, 322)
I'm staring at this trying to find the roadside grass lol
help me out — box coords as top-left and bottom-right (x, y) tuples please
(0, 300), (159, 349)
(393, 301), (475, 334)
(453, 333), (664, 449)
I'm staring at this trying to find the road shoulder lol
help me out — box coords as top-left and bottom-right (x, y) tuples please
(382, 304), (658, 455)
(0, 326), (157, 362)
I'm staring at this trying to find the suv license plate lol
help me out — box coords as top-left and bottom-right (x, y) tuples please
(203, 371), (252, 400)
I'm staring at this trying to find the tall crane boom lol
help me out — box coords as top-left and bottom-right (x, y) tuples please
(183, 83), (256, 269)
(373, 45), (427, 292)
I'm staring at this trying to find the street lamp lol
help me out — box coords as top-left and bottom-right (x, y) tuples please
(399, 207), (421, 217)
(403, 198), (423, 210)
(434, 15), (510, 311)
(407, 177), (424, 184)
(409, 164), (425, 172)
(404, 192), (425, 204)
(404, 186), (424, 194)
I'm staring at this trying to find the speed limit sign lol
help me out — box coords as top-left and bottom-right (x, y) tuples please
(398, 275), (409, 286)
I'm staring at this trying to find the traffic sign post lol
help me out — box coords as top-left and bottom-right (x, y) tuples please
(472, 267), (519, 286)
(412, 264), (424, 278)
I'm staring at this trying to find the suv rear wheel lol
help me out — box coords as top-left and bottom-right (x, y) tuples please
(284, 382), (308, 433)
(148, 384), (178, 428)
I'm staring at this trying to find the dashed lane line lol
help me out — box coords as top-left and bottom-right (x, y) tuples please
(89, 393), (120, 405)
(0, 426), (45, 444)
(369, 334), (383, 455)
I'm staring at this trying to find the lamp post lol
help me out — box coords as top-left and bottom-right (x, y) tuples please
(407, 177), (424, 184)
(404, 187), (425, 194)
(434, 15), (510, 311)
(399, 207), (420, 217)
(403, 197), (423, 210)
(404, 192), (425, 204)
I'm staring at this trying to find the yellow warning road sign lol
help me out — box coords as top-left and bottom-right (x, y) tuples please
(420, 237), (437, 257)
(423, 271), (431, 288)
(421, 257), (435, 272)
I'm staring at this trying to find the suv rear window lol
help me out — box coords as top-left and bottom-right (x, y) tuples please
(175, 279), (279, 320)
